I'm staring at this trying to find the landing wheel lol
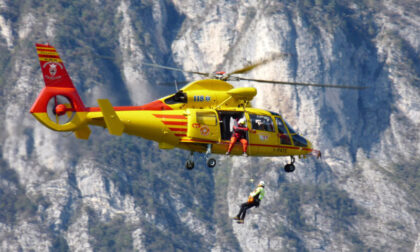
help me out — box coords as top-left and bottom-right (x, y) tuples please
(186, 160), (194, 170)
(207, 158), (216, 168)
(284, 164), (295, 173)
(284, 156), (296, 173)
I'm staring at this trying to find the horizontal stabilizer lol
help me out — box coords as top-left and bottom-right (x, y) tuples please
(74, 125), (91, 140)
(97, 99), (124, 136)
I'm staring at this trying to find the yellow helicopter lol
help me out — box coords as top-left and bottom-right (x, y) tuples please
(30, 44), (364, 171)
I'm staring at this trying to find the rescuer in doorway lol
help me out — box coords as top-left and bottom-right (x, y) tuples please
(233, 181), (265, 224)
(226, 118), (249, 157)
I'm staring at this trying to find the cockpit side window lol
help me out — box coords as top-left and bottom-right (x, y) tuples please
(250, 114), (274, 132)
(164, 91), (187, 104)
(282, 118), (296, 134)
(275, 117), (292, 145)
(275, 117), (287, 134)
(278, 117), (307, 147)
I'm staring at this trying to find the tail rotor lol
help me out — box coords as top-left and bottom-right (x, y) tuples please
(46, 95), (75, 125)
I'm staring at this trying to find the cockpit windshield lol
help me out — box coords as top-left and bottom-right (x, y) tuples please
(292, 134), (307, 147)
(282, 118), (296, 134)
(274, 114), (307, 147)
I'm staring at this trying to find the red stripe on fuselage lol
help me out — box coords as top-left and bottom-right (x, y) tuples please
(249, 143), (313, 152)
(153, 114), (187, 119)
(169, 128), (187, 132)
(85, 100), (173, 112)
(162, 121), (188, 126)
(180, 139), (217, 144)
(86, 106), (145, 112)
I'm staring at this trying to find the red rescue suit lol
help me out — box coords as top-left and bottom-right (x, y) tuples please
(227, 125), (249, 153)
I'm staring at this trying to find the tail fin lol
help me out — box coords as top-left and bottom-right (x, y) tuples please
(30, 44), (90, 138)
(36, 43), (76, 88)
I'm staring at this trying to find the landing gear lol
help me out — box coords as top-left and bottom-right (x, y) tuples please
(284, 156), (296, 173)
(186, 160), (194, 170)
(205, 144), (216, 168)
(185, 145), (218, 170)
(207, 158), (216, 168)
(186, 151), (195, 170)
(284, 163), (295, 173)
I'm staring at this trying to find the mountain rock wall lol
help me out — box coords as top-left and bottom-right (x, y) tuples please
(0, 0), (419, 251)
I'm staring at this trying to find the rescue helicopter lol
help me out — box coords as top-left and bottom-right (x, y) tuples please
(30, 44), (365, 172)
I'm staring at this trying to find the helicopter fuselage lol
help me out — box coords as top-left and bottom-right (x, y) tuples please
(31, 43), (317, 169)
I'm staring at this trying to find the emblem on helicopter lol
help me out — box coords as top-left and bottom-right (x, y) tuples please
(42, 62), (63, 80)
(200, 126), (210, 136)
(49, 63), (57, 76)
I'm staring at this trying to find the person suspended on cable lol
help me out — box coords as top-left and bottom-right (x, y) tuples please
(226, 117), (249, 157)
(233, 181), (265, 224)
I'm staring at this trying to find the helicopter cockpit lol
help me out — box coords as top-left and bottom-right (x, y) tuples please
(270, 111), (308, 147)
(217, 110), (309, 148)
(250, 114), (274, 132)
(279, 117), (307, 147)
(164, 90), (188, 104)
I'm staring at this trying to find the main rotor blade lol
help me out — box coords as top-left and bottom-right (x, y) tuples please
(66, 50), (210, 78)
(66, 50), (115, 60)
(236, 77), (366, 89)
(142, 63), (209, 77)
(156, 80), (191, 86)
(228, 53), (288, 75)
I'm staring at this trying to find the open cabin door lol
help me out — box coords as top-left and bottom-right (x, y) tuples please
(187, 109), (221, 142)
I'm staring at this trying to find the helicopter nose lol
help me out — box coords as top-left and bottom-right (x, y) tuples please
(306, 139), (313, 149)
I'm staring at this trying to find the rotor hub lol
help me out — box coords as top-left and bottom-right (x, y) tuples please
(47, 95), (75, 125)
(55, 104), (67, 116)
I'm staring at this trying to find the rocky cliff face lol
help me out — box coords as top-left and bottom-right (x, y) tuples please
(0, 0), (419, 251)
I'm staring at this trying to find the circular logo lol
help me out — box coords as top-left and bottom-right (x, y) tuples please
(200, 126), (210, 136)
